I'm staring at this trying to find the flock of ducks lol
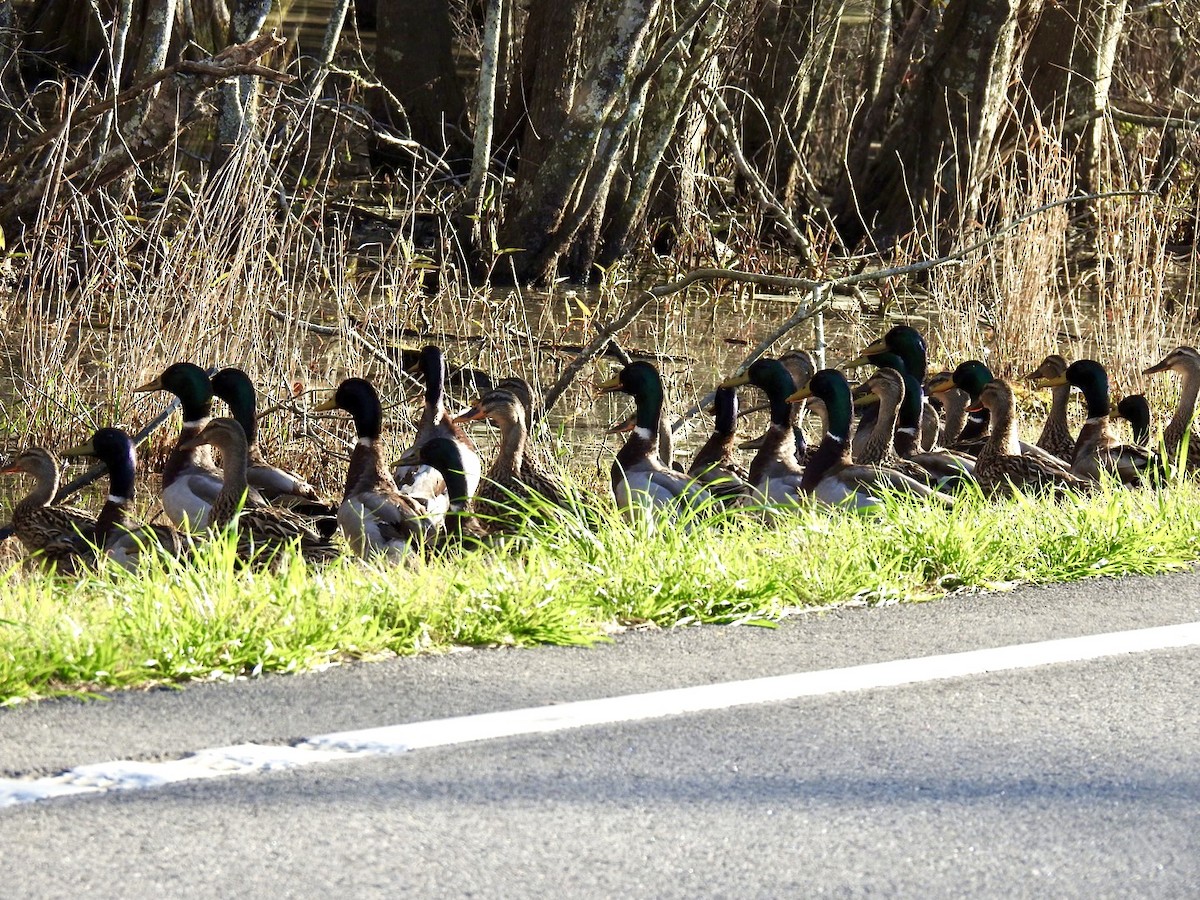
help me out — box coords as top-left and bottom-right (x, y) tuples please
(3, 328), (1200, 574)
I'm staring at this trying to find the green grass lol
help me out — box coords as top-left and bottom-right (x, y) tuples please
(4, 482), (1200, 704)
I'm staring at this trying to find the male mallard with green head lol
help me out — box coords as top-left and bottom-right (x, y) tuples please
(720, 357), (804, 504)
(393, 345), (482, 505)
(134, 362), (265, 531)
(596, 362), (715, 524)
(210, 367), (335, 516)
(786, 370), (953, 510)
(315, 378), (431, 560)
(60, 428), (184, 568)
(1036, 359), (1151, 485)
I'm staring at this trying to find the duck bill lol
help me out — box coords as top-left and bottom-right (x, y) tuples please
(845, 337), (888, 368)
(853, 392), (880, 409)
(594, 374), (623, 396)
(394, 446), (421, 467)
(59, 440), (96, 459)
(964, 402), (985, 414)
(452, 405), (487, 425)
(132, 376), (163, 393)
(717, 371), (752, 390)
(1143, 357), (1172, 375)
(1033, 374), (1069, 388)
(0, 461), (22, 475)
(786, 386), (813, 404)
(605, 416), (636, 435)
(925, 374), (955, 395)
(739, 433), (767, 450)
(312, 395), (339, 412)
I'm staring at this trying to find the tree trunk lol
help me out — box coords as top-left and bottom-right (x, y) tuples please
(1022, 0), (1128, 194)
(496, 0), (662, 284)
(374, 0), (469, 162)
(831, 0), (1031, 251)
(597, 0), (728, 266)
(212, 0), (270, 170)
(502, 0), (591, 179)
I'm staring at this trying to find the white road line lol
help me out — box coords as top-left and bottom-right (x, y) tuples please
(4, 620), (1200, 809)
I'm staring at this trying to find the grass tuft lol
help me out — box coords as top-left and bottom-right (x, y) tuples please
(5, 482), (1200, 703)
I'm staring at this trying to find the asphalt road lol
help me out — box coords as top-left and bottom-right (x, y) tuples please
(3, 570), (1200, 897)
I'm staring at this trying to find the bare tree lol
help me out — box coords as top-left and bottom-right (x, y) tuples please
(831, 0), (1039, 251)
(374, 0), (469, 161)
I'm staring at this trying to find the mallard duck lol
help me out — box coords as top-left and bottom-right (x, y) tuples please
(59, 428), (185, 568)
(720, 358), (804, 504)
(0, 448), (96, 573)
(969, 380), (1090, 498)
(314, 378), (431, 560)
(848, 325), (939, 451)
(925, 375), (969, 448)
(930, 361), (1070, 470)
(854, 368), (975, 490)
(413, 436), (492, 549)
(180, 418), (339, 562)
(210, 367), (336, 517)
(1024, 354), (1076, 463)
(133, 362), (265, 531)
(925, 361), (992, 452)
(1113, 394), (1152, 447)
(609, 398), (686, 471)
(1143, 346), (1200, 472)
(785, 370), (953, 509)
(734, 352), (815, 464)
(596, 361), (715, 524)
(852, 369), (942, 486)
(1112, 394), (1170, 483)
(687, 385), (751, 502)
(452, 387), (575, 528)
(1036, 359), (1151, 484)
(393, 345), (482, 505)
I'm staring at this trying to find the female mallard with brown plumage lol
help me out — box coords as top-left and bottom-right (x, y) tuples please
(1024, 354), (1075, 464)
(848, 325), (940, 452)
(452, 387), (575, 528)
(785, 369), (953, 510)
(596, 361), (715, 524)
(929, 360), (1070, 471)
(1035, 359), (1151, 485)
(853, 367), (975, 490)
(315, 378), (431, 560)
(59, 428), (184, 568)
(1, 448), (97, 573)
(925, 373), (970, 449)
(1143, 346), (1200, 473)
(968, 380), (1090, 498)
(180, 418), (339, 562)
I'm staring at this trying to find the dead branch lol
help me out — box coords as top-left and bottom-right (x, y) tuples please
(0, 32), (292, 226)
(542, 188), (1157, 427)
(701, 85), (814, 263)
